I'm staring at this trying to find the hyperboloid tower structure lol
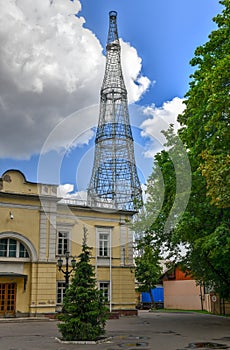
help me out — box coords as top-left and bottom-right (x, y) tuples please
(87, 11), (142, 211)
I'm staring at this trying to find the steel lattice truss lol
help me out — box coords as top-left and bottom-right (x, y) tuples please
(87, 11), (142, 211)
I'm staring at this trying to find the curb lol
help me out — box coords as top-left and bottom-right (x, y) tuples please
(55, 337), (112, 344)
(0, 317), (56, 323)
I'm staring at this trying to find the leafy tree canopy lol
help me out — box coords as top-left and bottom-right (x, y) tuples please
(135, 239), (162, 292)
(135, 237), (162, 305)
(178, 0), (230, 208)
(134, 1), (230, 300)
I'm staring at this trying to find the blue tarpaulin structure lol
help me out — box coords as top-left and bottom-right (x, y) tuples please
(141, 287), (164, 304)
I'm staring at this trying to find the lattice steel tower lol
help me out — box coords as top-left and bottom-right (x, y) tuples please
(87, 11), (142, 211)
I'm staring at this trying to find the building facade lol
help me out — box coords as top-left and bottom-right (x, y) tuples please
(0, 170), (136, 317)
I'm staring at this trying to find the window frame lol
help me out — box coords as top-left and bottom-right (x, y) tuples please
(99, 233), (109, 257)
(56, 281), (66, 304)
(96, 227), (112, 259)
(0, 238), (29, 259)
(99, 281), (110, 302)
(57, 231), (69, 256)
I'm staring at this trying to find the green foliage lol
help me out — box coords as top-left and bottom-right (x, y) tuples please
(133, 1), (230, 299)
(135, 242), (162, 291)
(178, 0), (230, 208)
(200, 152), (230, 208)
(176, 0), (230, 296)
(135, 238), (162, 305)
(58, 228), (109, 341)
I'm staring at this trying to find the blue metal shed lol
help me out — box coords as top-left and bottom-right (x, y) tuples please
(141, 287), (164, 308)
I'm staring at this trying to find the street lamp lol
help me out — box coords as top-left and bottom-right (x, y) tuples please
(57, 251), (77, 289)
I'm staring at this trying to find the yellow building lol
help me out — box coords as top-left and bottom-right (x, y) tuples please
(0, 169), (137, 317)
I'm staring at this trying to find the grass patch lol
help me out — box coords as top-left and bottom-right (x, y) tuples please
(148, 308), (211, 314)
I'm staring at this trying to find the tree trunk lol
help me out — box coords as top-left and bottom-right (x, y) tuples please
(149, 288), (155, 309)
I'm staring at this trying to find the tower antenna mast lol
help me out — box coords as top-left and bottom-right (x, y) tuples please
(87, 11), (142, 211)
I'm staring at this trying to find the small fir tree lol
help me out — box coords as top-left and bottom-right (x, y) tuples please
(58, 227), (109, 341)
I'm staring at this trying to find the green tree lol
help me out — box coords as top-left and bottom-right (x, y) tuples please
(58, 227), (109, 341)
(135, 236), (162, 308)
(133, 125), (191, 260)
(134, 0), (230, 302)
(176, 0), (230, 297)
(178, 0), (230, 208)
(135, 134), (230, 299)
(135, 245), (162, 307)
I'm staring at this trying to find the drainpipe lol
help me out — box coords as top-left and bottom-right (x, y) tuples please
(109, 229), (112, 312)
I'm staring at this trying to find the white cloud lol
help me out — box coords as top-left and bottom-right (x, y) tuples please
(0, 0), (150, 159)
(57, 183), (74, 198)
(120, 40), (151, 103)
(57, 183), (87, 203)
(140, 97), (186, 158)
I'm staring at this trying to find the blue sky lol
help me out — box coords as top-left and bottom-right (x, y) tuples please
(79, 0), (221, 106)
(0, 0), (222, 198)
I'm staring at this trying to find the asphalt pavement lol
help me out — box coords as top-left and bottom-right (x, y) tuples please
(0, 310), (229, 350)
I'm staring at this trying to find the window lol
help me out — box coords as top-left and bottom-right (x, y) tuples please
(0, 239), (7, 257)
(57, 231), (68, 255)
(99, 233), (109, 257)
(9, 239), (16, 257)
(57, 281), (66, 304)
(99, 282), (110, 302)
(0, 239), (29, 258)
(97, 227), (112, 258)
(19, 243), (28, 258)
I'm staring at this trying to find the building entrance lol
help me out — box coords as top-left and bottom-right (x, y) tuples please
(0, 283), (16, 316)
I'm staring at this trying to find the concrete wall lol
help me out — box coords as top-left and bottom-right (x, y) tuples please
(164, 280), (202, 310)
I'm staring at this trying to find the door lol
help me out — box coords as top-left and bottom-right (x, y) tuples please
(0, 283), (17, 316)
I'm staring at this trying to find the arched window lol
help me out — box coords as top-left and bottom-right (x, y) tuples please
(0, 238), (29, 258)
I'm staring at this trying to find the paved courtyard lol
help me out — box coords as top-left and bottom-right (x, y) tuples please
(0, 310), (229, 350)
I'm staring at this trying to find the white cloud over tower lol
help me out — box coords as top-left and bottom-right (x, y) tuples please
(0, 0), (151, 159)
